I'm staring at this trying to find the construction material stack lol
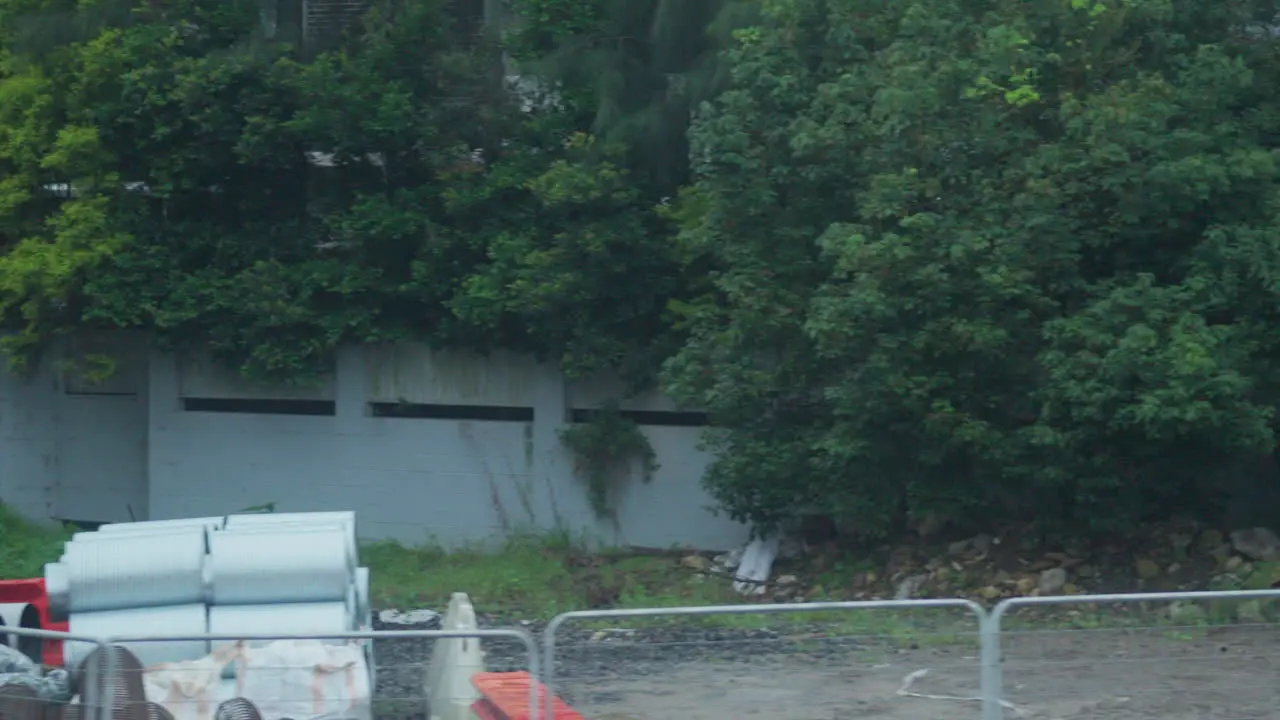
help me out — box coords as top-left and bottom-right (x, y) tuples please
(42, 511), (372, 668)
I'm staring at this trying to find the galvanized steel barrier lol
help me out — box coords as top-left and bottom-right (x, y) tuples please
(543, 599), (987, 719)
(542, 589), (1280, 719)
(30, 628), (539, 720)
(105, 629), (539, 720)
(983, 589), (1280, 720)
(4, 592), (1279, 720)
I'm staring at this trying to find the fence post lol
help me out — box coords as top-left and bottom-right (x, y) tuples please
(979, 612), (1003, 720)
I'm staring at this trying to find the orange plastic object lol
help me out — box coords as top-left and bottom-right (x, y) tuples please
(470, 671), (585, 720)
(0, 578), (68, 666)
(470, 699), (505, 720)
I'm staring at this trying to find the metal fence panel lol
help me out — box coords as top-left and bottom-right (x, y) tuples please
(986, 589), (1280, 720)
(100, 628), (540, 720)
(544, 599), (988, 720)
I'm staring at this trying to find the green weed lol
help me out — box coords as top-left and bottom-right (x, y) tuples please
(0, 504), (71, 579)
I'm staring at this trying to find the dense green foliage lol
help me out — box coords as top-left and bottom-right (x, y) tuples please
(5, 0), (1280, 539)
(0, 0), (687, 381)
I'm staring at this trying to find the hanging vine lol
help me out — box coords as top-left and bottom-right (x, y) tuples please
(559, 400), (658, 519)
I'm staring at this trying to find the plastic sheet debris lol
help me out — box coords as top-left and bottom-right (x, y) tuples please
(0, 643), (69, 704)
(0, 668), (70, 703)
(236, 640), (370, 720)
(378, 609), (441, 628)
(732, 537), (779, 595)
(142, 640), (371, 720)
(0, 644), (37, 676)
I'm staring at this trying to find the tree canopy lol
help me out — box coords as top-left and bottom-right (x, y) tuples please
(4, 0), (1280, 538)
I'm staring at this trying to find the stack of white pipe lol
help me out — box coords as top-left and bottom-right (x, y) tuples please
(44, 511), (371, 669)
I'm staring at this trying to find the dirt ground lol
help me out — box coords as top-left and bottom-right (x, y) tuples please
(558, 625), (1280, 720)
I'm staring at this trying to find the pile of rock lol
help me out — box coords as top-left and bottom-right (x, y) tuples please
(677, 523), (1280, 607)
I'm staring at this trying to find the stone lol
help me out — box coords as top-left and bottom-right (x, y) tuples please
(1225, 555), (1245, 572)
(1015, 577), (1037, 595)
(681, 554), (712, 571)
(979, 585), (1001, 600)
(894, 574), (928, 600)
(1236, 600), (1267, 624)
(718, 546), (746, 569)
(1230, 527), (1280, 561)
(1166, 562), (1181, 574)
(1245, 561), (1280, 589)
(1135, 558), (1160, 580)
(1061, 583), (1078, 595)
(1170, 532), (1193, 554)
(1196, 529), (1225, 554)
(775, 573), (799, 586)
(1210, 573), (1243, 590)
(1038, 567), (1068, 595)
(1075, 564), (1095, 578)
(948, 539), (971, 556)
(1210, 545), (1232, 567)
(1168, 602), (1206, 624)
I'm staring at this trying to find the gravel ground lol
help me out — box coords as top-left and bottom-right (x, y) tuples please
(371, 610), (1280, 720)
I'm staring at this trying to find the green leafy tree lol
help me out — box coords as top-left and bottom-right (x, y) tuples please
(666, 0), (1280, 538)
(0, 0), (692, 384)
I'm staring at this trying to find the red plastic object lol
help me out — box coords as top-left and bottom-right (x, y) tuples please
(470, 671), (585, 720)
(470, 699), (505, 720)
(0, 578), (67, 666)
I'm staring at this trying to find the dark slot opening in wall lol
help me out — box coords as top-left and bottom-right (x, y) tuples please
(65, 390), (137, 398)
(369, 402), (534, 422)
(182, 397), (337, 416)
(570, 408), (710, 428)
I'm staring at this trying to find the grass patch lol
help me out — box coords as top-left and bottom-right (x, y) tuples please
(363, 531), (584, 616)
(360, 531), (982, 645)
(363, 531), (743, 618)
(0, 504), (71, 579)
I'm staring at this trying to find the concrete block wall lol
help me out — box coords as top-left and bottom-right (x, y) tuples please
(0, 355), (58, 520)
(147, 343), (749, 550)
(0, 333), (149, 524)
(0, 332), (746, 549)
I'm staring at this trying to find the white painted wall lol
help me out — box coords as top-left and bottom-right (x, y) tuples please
(149, 344), (747, 550)
(0, 335), (748, 550)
